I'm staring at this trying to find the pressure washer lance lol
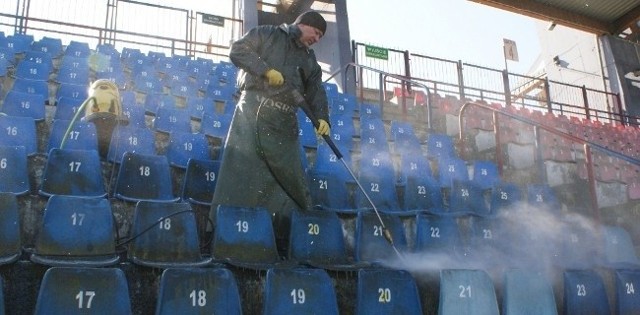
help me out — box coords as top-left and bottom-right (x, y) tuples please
(288, 87), (405, 261)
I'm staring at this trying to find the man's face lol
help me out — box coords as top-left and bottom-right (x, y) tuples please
(298, 24), (323, 48)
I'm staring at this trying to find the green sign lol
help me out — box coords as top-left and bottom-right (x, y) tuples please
(202, 14), (225, 27)
(365, 45), (388, 60)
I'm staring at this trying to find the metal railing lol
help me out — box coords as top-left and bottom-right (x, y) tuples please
(353, 41), (628, 127)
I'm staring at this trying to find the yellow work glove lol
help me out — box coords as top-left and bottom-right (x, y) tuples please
(315, 119), (330, 136)
(264, 69), (284, 87)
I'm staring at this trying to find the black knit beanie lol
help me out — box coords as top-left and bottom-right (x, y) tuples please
(294, 11), (327, 35)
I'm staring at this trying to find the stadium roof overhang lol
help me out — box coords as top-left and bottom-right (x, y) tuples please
(470, 0), (640, 41)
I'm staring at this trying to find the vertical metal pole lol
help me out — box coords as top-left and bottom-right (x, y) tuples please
(502, 69), (511, 108)
(457, 60), (465, 100)
(583, 145), (601, 222)
(582, 85), (591, 120)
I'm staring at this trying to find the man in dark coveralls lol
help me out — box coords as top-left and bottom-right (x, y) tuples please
(211, 11), (331, 248)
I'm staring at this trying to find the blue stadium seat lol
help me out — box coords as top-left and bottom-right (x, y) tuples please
(0, 145), (29, 195)
(133, 73), (163, 95)
(465, 216), (507, 265)
(169, 79), (195, 99)
(331, 93), (358, 116)
(526, 183), (561, 212)
(95, 65), (127, 89)
(144, 93), (177, 115)
(113, 152), (179, 202)
(187, 96), (215, 119)
(447, 179), (489, 216)
(487, 181), (522, 217)
(355, 149), (400, 212)
(330, 113), (356, 148)
(153, 106), (192, 134)
(200, 112), (232, 142)
(288, 209), (353, 269)
(354, 211), (408, 265)
(55, 82), (89, 103)
(95, 43), (120, 61)
(156, 56), (182, 74)
(0, 193), (21, 265)
(2, 89), (45, 120)
(563, 269), (610, 315)
(23, 50), (54, 73)
(53, 96), (84, 120)
(64, 40), (91, 58)
(471, 160), (500, 190)
(155, 268), (242, 315)
(426, 133), (456, 159)
(414, 214), (462, 258)
(205, 83), (235, 102)
(121, 101), (147, 129)
(2, 35), (31, 54)
(14, 59), (50, 81)
(31, 36), (63, 58)
(359, 102), (382, 118)
(359, 115), (389, 152)
(0, 115), (37, 155)
(390, 120), (421, 154)
(30, 195), (119, 267)
(34, 267), (132, 315)
(323, 82), (339, 99)
(306, 168), (353, 211)
(438, 269), (499, 315)
(262, 267), (339, 315)
(120, 90), (140, 108)
(55, 63), (90, 86)
(165, 131), (210, 168)
(502, 269), (558, 315)
(397, 153), (443, 212)
(128, 201), (211, 268)
(39, 148), (106, 198)
(181, 158), (220, 206)
(211, 205), (279, 269)
(0, 46), (16, 67)
(47, 119), (99, 153)
(601, 225), (640, 269)
(213, 62), (237, 84)
(11, 77), (49, 101)
(437, 155), (469, 189)
(107, 125), (156, 163)
(297, 109), (317, 148)
(555, 216), (599, 269)
(355, 268), (423, 315)
(615, 269), (640, 315)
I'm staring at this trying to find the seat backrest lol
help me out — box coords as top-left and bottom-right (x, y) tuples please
(289, 209), (351, 269)
(438, 269), (499, 315)
(0, 193), (21, 265)
(47, 119), (98, 153)
(31, 195), (118, 267)
(181, 158), (221, 206)
(211, 205), (279, 269)
(39, 148), (106, 198)
(355, 268), (423, 315)
(34, 267), (132, 315)
(601, 225), (640, 268)
(0, 145), (29, 195)
(128, 201), (211, 268)
(355, 211), (407, 264)
(11, 77), (49, 101)
(426, 133), (456, 159)
(437, 156), (469, 189)
(53, 96), (84, 120)
(415, 214), (462, 258)
(200, 112), (232, 141)
(153, 106), (192, 134)
(2, 89), (45, 120)
(615, 269), (640, 315)
(155, 268), (242, 315)
(502, 269), (557, 315)
(296, 109), (317, 148)
(488, 181), (522, 217)
(14, 59), (49, 81)
(165, 131), (210, 169)
(262, 268), (339, 315)
(0, 115), (37, 155)
(113, 152), (178, 202)
(563, 269), (610, 315)
(106, 125), (156, 163)
(471, 160), (500, 190)
(448, 179), (488, 216)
